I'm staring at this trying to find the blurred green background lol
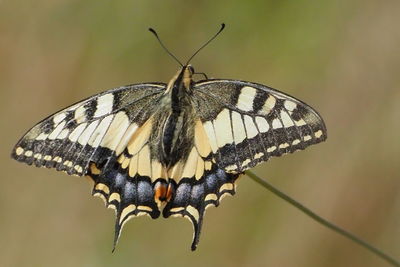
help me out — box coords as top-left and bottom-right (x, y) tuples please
(1, 0), (400, 266)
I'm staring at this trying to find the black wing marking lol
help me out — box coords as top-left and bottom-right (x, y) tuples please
(192, 79), (327, 173)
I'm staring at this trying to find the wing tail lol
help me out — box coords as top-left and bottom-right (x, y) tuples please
(163, 164), (238, 250)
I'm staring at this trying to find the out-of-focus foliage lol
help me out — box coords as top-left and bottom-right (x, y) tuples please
(1, 1), (400, 266)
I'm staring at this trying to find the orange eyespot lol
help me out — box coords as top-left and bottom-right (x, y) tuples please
(154, 181), (175, 204)
(154, 181), (168, 202)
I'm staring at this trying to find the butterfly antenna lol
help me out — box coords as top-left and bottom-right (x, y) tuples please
(149, 28), (183, 67)
(185, 23), (225, 65)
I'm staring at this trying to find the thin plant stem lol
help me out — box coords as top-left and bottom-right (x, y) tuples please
(245, 170), (400, 267)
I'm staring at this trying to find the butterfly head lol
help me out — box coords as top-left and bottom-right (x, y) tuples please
(183, 64), (195, 89)
(165, 65), (195, 95)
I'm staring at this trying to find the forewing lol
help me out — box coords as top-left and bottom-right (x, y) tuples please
(192, 79), (327, 173)
(12, 83), (166, 176)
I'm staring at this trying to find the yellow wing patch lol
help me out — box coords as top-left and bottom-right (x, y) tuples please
(194, 119), (212, 157)
(118, 117), (167, 181)
(127, 118), (153, 155)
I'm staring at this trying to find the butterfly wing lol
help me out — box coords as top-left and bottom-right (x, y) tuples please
(12, 83), (165, 175)
(163, 79), (326, 251)
(162, 145), (238, 251)
(192, 79), (327, 173)
(11, 83), (167, 248)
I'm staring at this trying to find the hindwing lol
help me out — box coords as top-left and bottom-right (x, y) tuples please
(161, 119), (239, 250)
(192, 79), (327, 173)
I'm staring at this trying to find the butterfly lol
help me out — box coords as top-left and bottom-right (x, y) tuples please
(11, 24), (327, 251)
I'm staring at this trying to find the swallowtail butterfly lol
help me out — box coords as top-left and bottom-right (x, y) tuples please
(11, 24), (327, 251)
